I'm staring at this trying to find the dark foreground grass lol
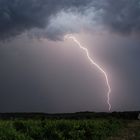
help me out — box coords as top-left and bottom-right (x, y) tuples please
(0, 118), (124, 140)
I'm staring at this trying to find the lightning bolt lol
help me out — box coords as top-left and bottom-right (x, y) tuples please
(64, 34), (111, 111)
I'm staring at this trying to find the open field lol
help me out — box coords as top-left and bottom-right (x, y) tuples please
(0, 119), (123, 140)
(0, 112), (139, 140)
(108, 120), (140, 140)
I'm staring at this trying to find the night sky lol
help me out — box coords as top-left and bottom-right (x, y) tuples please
(0, 0), (140, 113)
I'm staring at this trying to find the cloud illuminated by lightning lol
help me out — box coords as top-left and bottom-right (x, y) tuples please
(64, 34), (111, 111)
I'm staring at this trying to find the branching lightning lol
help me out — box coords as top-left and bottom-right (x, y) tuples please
(64, 34), (111, 111)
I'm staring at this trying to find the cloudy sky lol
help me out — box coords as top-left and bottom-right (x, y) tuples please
(0, 0), (140, 113)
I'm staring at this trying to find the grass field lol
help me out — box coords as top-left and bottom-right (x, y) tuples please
(0, 112), (139, 140)
(0, 118), (124, 140)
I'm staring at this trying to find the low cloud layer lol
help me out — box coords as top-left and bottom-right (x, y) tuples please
(0, 0), (91, 40)
(97, 0), (140, 35)
(0, 0), (140, 41)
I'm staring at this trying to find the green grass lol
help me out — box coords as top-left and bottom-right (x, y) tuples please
(0, 118), (124, 140)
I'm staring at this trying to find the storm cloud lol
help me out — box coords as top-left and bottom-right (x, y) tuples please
(0, 0), (140, 41)
(97, 0), (140, 35)
(0, 0), (91, 40)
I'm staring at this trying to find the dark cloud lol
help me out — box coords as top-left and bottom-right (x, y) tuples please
(0, 0), (140, 41)
(0, 0), (91, 41)
(96, 0), (140, 35)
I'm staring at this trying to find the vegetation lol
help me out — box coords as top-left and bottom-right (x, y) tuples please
(0, 118), (123, 140)
(0, 112), (139, 140)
